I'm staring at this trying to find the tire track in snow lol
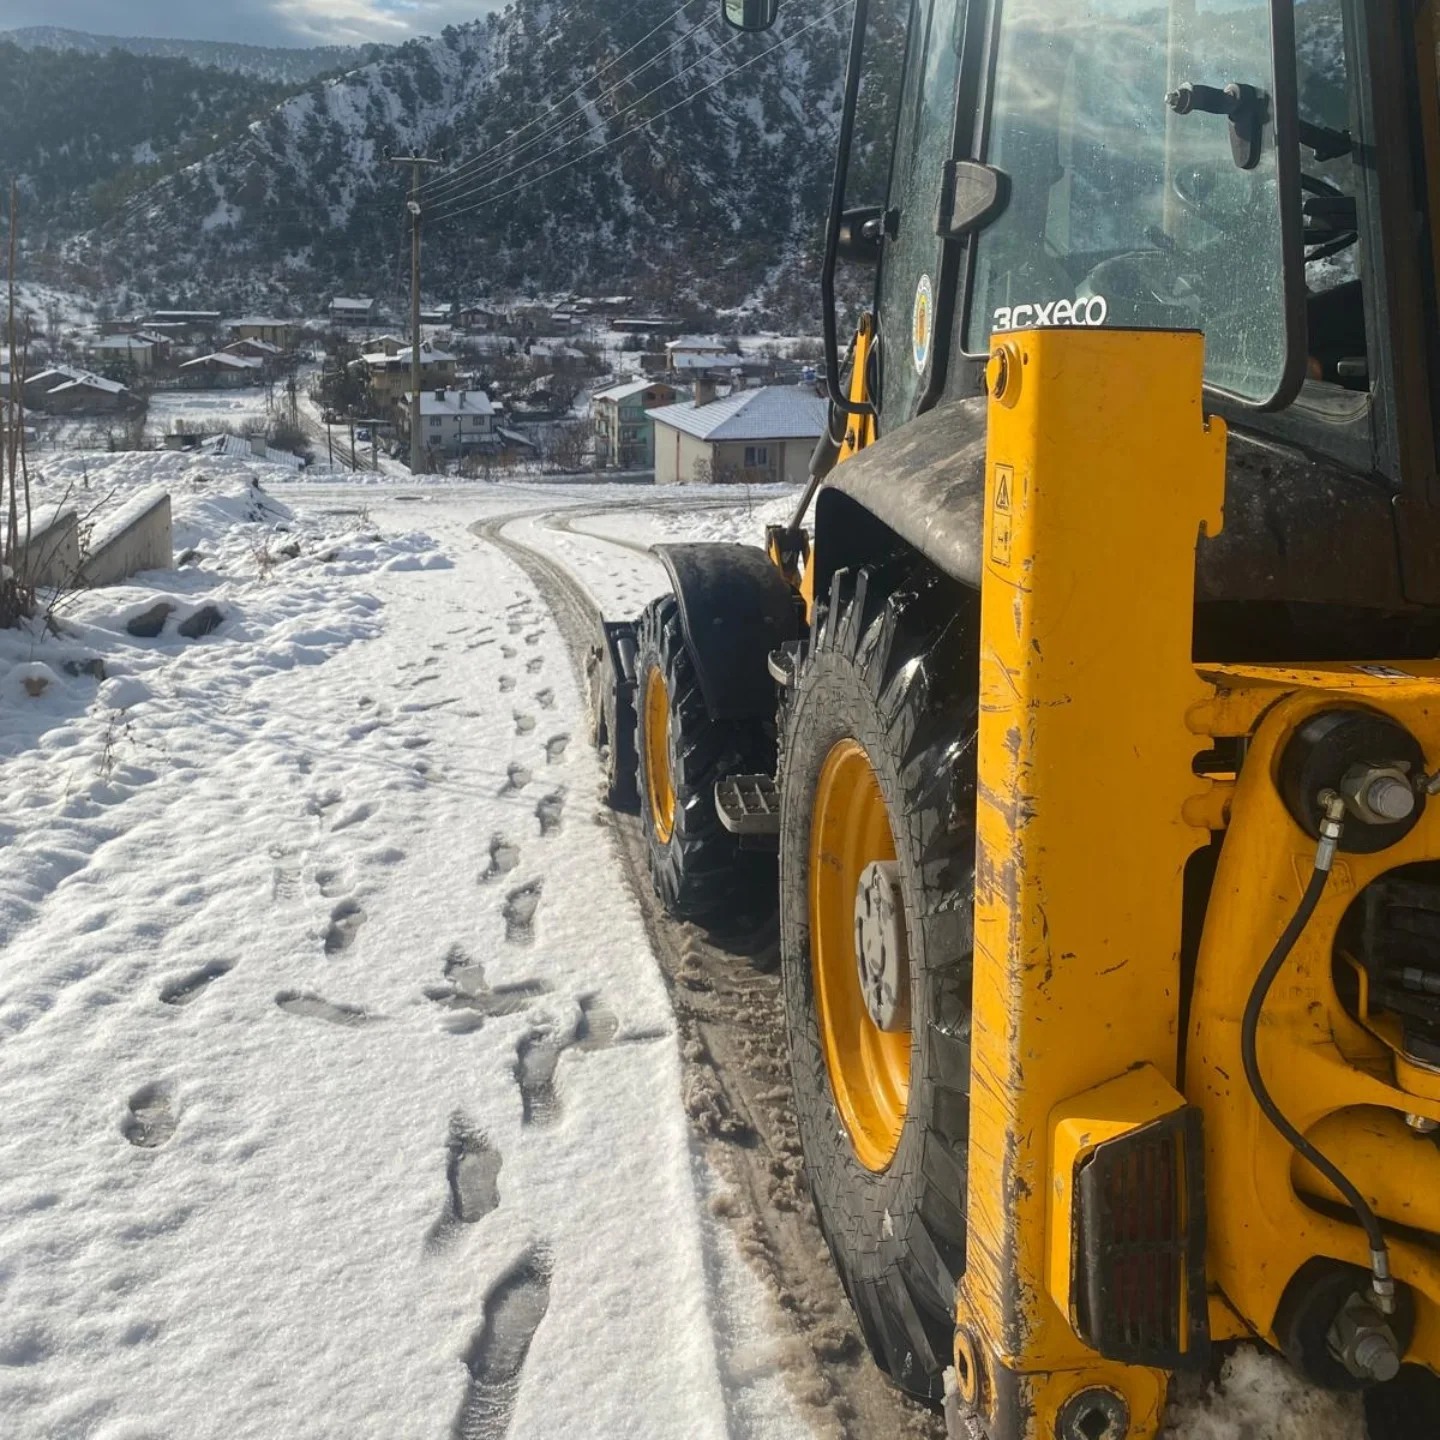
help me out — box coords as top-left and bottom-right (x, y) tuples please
(472, 505), (944, 1440)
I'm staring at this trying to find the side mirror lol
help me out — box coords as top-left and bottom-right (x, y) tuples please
(722, 0), (781, 32)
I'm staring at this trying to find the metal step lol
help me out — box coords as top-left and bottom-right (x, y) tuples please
(767, 642), (802, 688)
(715, 773), (781, 838)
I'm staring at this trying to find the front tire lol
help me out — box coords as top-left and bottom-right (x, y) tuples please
(780, 561), (977, 1402)
(634, 594), (773, 923)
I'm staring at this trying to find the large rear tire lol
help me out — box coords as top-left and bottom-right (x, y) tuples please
(634, 594), (774, 923)
(779, 561), (977, 1402)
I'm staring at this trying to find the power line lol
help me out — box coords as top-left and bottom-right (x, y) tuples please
(427, 15), (756, 222)
(430, 2), (852, 225)
(420, 0), (704, 202)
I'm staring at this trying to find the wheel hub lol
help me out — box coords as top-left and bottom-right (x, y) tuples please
(854, 860), (910, 1031)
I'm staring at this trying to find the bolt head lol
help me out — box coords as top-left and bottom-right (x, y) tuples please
(1365, 775), (1415, 821)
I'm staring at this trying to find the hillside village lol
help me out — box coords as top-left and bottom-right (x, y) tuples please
(4, 287), (827, 483)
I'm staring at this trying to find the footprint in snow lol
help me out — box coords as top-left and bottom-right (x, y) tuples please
(316, 866), (348, 899)
(534, 688), (554, 711)
(159, 961), (233, 1007)
(514, 997), (622, 1127)
(503, 883), (542, 945)
(330, 801), (375, 834)
(275, 991), (378, 1028)
(480, 835), (520, 883)
(426, 945), (548, 1033)
(426, 1113), (501, 1251)
(325, 898), (366, 956)
(501, 645), (516, 660)
(544, 734), (569, 765)
(524, 631), (544, 647)
(498, 676), (516, 694)
(123, 1085), (176, 1149)
(525, 656), (544, 675)
(514, 713), (536, 736)
(499, 763), (531, 796)
(535, 790), (565, 837)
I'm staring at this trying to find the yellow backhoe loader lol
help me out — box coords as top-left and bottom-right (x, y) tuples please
(590, 1), (1440, 1434)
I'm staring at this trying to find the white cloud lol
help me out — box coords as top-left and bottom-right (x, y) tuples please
(271, 0), (500, 46)
(1, 1), (506, 47)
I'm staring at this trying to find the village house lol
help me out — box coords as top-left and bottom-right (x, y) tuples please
(223, 338), (283, 364)
(399, 386), (495, 461)
(459, 304), (503, 332)
(179, 352), (265, 388)
(665, 335), (739, 372)
(647, 383), (826, 485)
(230, 318), (300, 350)
(591, 378), (683, 468)
(141, 310), (222, 342)
(87, 335), (157, 372)
(24, 366), (133, 415)
(352, 340), (457, 410)
(330, 297), (376, 327)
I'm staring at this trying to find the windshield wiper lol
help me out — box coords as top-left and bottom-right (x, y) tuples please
(1166, 81), (1268, 171)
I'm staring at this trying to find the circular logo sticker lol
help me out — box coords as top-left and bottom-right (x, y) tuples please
(912, 273), (934, 375)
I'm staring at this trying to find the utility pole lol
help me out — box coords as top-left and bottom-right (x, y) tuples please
(385, 148), (443, 475)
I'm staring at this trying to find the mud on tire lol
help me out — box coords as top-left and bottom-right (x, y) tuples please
(779, 561), (977, 1402)
(634, 594), (774, 923)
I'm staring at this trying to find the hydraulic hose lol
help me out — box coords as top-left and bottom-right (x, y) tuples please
(1240, 791), (1396, 1314)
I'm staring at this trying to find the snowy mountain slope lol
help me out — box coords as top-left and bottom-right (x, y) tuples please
(0, 42), (296, 241)
(66, 1), (857, 320)
(1, 26), (377, 83)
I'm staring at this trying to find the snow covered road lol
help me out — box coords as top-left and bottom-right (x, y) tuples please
(0, 458), (1370, 1440)
(0, 467), (816, 1440)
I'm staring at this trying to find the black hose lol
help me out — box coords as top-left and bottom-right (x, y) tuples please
(1240, 842), (1394, 1306)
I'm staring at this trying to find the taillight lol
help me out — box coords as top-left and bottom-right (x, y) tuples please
(1072, 1107), (1210, 1369)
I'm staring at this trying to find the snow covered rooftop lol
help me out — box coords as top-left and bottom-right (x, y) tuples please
(231, 317), (295, 328)
(647, 386), (826, 443)
(31, 366), (128, 395)
(225, 338), (282, 356)
(89, 335), (154, 352)
(407, 388), (494, 417)
(592, 378), (677, 404)
(360, 343), (456, 367)
(181, 353), (263, 371)
(665, 336), (731, 353)
(668, 353), (743, 372)
(331, 296), (374, 309)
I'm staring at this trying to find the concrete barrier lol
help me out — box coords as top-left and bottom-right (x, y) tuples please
(12, 508), (81, 588)
(79, 488), (173, 587)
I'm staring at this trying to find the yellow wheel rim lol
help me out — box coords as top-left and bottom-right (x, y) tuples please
(643, 665), (676, 844)
(810, 739), (910, 1172)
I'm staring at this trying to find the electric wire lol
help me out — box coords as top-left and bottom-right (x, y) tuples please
(425, 15), (753, 221)
(429, 2), (852, 226)
(419, 0), (704, 201)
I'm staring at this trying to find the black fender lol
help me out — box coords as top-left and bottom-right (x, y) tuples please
(652, 543), (800, 722)
(812, 395), (987, 614)
(814, 392), (1437, 663)
(586, 620), (639, 808)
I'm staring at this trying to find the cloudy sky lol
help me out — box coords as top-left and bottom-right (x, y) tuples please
(0, 1), (507, 47)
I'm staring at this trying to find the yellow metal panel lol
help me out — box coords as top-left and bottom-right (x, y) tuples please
(961, 328), (1224, 1438)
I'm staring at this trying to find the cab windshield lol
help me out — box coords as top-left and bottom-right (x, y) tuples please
(965, 0), (1290, 405)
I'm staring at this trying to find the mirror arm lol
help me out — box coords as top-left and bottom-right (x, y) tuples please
(822, 0), (875, 418)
